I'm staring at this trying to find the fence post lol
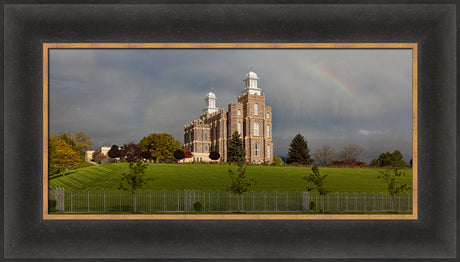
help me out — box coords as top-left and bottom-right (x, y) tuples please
(163, 190), (166, 212)
(398, 194), (401, 211)
(104, 190), (106, 213)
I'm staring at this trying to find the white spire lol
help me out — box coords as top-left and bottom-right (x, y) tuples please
(203, 89), (218, 114)
(242, 67), (262, 95)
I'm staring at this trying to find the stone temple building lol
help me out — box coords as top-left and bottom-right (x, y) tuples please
(184, 69), (273, 164)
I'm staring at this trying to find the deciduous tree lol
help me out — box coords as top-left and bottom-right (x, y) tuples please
(119, 161), (152, 213)
(108, 145), (121, 158)
(378, 167), (410, 198)
(138, 133), (181, 162)
(287, 133), (312, 165)
(312, 145), (336, 166)
(370, 150), (407, 167)
(227, 161), (256, 212)
(53, 140), (83, 176)
(120, 143), (141, 163)
(174, 149), (185, 160)
(72, 131), (93, 151)
(337, 144), (364, 162)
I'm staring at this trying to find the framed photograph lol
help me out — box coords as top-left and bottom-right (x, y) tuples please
(43, 43), (418, 221)
(2, 2), (456, 260)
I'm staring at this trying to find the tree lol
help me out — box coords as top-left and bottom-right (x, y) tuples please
(53, 140), (83, 176)
(287, 133), (312, 165)
(108, 145), (121, 158)
(227, 161), (256, 212)
(49, 132), (87, 175)
(271, 156), (284, 166)
(370, 150), (407, 168)
(184, 150), (193, 159)
(119, 160), (152, 213)
(138, 133), (181, 162)
(174, 149), (185, 160)
(120, 143), (141, 162)
(303, 165), (329, 195)
(337, 144), (364, 162)
(378, 167), (410, 205)
(227, 131), (246, 163)
(209, 151), (220, 161)
(312, 145), (336, 166)
(72, 131), (93, 151)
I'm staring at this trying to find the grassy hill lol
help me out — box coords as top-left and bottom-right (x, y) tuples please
(48, 163), (413, 193)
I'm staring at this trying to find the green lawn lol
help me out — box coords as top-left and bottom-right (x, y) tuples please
(48, 163), (413, 194)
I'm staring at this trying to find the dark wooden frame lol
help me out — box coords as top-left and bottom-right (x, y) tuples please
(2, 2), (457, 260)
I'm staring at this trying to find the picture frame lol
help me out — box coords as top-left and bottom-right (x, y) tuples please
(2, 2), (456, 260)
(43, 42), (418, 221)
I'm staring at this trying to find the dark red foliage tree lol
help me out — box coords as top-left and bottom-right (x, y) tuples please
(174, 149), (185, 160)
(108, 145), (121, 158)
(184, 150), (193, 158)
(141, 150), (152, 161)
(120, 142), (141, 163)
(209, 151), (220, 160)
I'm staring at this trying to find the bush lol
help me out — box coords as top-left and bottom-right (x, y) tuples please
(193, 201), (203, 212)
(309, 201), (316, 211)
(272, 156), (284, 166)
(209, 151), (220, 161)
(174, 149), (185, 160)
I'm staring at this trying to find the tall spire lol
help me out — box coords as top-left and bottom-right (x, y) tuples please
(242, 68), (261, 96)
(203, 90), (218, 114)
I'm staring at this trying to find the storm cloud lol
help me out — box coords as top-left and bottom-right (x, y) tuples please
(49, 48), (413, 163)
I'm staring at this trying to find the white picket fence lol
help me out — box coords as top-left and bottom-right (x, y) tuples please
(50, 188), (412, 213)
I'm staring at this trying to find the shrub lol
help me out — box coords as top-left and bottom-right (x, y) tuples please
(209, 151), (220, 161)
(272, 156), (284, 166)
(174, 149), (185, 160)
(193, 201), (203, 212)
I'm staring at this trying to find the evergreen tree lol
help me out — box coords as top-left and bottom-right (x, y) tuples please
(303, 165), (329, 195)
(287, 133), (312, 165)
(227, 131), (246, 163)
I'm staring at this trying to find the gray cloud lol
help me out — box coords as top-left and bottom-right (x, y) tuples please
(49, 49), (413, 163)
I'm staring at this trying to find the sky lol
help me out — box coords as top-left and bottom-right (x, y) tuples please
(49, 48), (413, 163)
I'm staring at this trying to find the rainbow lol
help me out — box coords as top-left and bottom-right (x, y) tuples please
(298, 61), (356, 98)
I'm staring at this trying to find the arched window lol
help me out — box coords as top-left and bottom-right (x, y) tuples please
(267, 144), (271, 158)
(254, 104), (258, 115)
(205, 133), (208, 141)
(237, 109), (242, 116)
(266, 112), (270, 118)
(237, 122), (241, 135)
(213, 128), (216, 140)
(253, 122), (259, 136)
(266, 125), (270, 138)
(205, 145), (208, 152)
(254, 142), (260, 156)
